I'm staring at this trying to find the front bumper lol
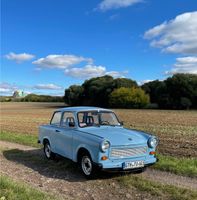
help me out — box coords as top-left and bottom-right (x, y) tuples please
(95, 156), (158, 171)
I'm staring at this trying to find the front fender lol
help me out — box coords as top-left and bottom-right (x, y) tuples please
(74, 144), (98, 163)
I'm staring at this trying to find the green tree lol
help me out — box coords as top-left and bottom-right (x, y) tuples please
(109, 87), (150, 108)
(64, 85), (84, 106)
(142, 74), (197, 109)
(180, 97), (192, 109)
(82, 75), (115, 107)
(142, 80), (165, 104)
(165, 74), (197, 109)
(114, 78), (137, 88)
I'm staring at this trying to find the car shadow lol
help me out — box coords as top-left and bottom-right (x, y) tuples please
(2, 148), (126, 182)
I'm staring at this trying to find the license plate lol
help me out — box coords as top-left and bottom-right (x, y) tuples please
(123, 160), (144, 170)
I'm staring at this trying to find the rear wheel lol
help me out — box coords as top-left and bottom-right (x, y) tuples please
(44, 141), (55, 159)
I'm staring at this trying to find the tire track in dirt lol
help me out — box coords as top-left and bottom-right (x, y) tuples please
(0, 141), (196, 200)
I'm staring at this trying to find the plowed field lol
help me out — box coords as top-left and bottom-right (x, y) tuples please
(1, 102), (197, 157)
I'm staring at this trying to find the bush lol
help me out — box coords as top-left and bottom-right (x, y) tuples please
(109, 87), (150, 108)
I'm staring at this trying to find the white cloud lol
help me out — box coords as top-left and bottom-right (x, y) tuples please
(144, 12), (197, 54)
(165, 56), (197, 75)
(105, 71), (126, 78)
(65, 65), (106, 79)
(32, 54), (128, 79)
(137, 79), (153, 86)
(0, 82), (17, 95)
(109, 14), (120, 20)
(0, 82), (64, 96)
(98, 0), (142, 11)
(34, 84), (63, 90)
(0, 88), (11, 93)
(64, 64), (126, 79)
(5, 52), (35, 63)
(32, 54), (93, 69)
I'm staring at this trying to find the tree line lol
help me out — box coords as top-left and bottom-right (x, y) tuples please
(0, 94), (64, 102)
(64, 74), (197, 109)
(142, 74), (197, 109)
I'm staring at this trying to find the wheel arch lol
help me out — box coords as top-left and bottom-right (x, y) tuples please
(77, 147), (92, 163)
(43, 138), (50, 145)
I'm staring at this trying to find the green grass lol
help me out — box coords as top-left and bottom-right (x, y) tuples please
(153, 154), (197, 178)
(117, 175), (197, 200)
(0, 131), (40, 148)
(0, 175), (58, 200)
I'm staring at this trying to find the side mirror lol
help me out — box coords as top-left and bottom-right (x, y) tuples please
(69, 122), (75, 127)
(120, 121), (124, 126)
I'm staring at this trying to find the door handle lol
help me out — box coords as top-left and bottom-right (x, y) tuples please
(55, 130), (60, 132)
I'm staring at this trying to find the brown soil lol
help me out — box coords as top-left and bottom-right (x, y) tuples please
(1, 102), (197, 157)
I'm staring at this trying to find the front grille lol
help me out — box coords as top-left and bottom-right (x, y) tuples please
(110, 146), (147, 158)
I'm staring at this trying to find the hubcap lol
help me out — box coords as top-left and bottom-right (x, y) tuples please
(81, 156), (92, 175)
(45, 144), (51, 158)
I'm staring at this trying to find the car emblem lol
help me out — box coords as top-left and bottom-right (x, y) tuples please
(128, 138), (132, 141)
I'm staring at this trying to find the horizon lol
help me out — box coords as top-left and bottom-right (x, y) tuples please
(1, 0), (197, 96)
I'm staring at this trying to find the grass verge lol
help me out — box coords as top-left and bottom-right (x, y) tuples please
(153, 154), (197, 178)
(117, 175), (197, 200)
(0, 131), (40, 148)
(0, 175), (58, 200)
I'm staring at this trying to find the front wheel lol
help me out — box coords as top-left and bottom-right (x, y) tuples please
(44, 142), (55, 160)
(80, 154), (96, 179)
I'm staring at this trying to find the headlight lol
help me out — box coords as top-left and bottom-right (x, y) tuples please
(100, 140), (110, 152)
(148, 137), (158, 148)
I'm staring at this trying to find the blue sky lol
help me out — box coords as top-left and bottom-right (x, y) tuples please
(1, 0), (197, 96)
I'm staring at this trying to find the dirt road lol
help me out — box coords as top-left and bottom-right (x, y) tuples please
(0, 141), (196, 200)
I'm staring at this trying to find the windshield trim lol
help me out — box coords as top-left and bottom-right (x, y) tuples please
(77, 110), (121, 128)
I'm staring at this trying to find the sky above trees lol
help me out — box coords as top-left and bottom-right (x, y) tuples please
(1, 0), (197, 96)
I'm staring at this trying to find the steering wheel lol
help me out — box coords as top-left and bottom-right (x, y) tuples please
(100, 121), (110, 125)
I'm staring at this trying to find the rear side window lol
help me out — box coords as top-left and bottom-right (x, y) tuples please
(50, 112), (61, 126)
(61, 112), (75, 128)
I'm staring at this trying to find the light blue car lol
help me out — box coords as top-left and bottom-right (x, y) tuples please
(38, 106), (159, 178)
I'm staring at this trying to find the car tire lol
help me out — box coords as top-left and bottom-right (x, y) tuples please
(79, 153), (96, 179)
(44, 141), (55, 160)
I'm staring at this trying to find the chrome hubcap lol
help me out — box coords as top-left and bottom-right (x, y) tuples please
(81, 156), (92, 175)
(45, 144), (51, 158)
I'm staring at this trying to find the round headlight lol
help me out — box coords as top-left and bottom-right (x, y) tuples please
(148, 137), (158, 148)
(100, 140), (110, 152)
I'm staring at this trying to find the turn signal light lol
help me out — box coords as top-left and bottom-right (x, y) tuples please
(101, 156), (108, 160)
(149, 151), (156, 155)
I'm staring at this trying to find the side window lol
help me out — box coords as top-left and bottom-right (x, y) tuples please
(61, 112), (75, 128)
(50, 112), (62, 126)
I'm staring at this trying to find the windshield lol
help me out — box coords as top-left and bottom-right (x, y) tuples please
(77, 111), (121, 128)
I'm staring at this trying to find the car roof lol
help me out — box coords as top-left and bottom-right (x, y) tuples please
(56, 106), (113, 112)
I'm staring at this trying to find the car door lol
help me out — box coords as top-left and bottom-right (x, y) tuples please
(54, 111), (76, 159)
(49, 111), (62, 153)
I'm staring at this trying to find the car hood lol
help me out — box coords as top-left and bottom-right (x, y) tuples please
(80, 126), (151, 146)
